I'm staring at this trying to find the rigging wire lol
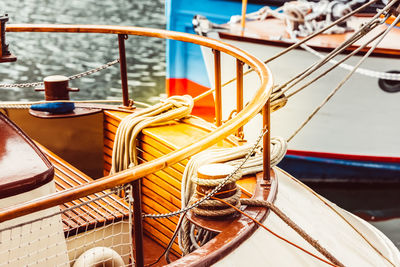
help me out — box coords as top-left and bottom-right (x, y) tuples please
(288, 13), (400, 142)
(286, 28), (386, 99)
(193, 0), (389, 106)
(272, 7), (390, 101)
(215, 197), (340, 267)
(220, 0), (380, 88)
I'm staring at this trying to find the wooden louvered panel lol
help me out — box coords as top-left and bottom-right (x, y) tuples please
(142, 179), (181, 208)
(36, 143), (130, 237)
(144, 173), (181, 200)
(137, 147), (184, 255)
(103, 110), (239, 256)
(104, 129), (116, 142)
(143, 222), (181, 253)
(138, 150), (183, 184)
(140, 142), (187, 174)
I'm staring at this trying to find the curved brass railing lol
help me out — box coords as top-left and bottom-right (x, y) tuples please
(0, 24), (273, 222)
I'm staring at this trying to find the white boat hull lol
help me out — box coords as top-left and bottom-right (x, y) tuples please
(213, 168), (400, 266)
(201, 38), (400, 158)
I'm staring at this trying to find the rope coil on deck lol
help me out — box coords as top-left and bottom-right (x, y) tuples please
(111, 95), (194, 173)
(189, 164), (243, 217)
(178, 132), (287, 254)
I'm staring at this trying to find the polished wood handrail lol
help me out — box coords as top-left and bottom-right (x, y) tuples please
(0, 24), (273, 223)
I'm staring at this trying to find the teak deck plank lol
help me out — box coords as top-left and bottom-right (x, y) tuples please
(36, 143), (130, 237)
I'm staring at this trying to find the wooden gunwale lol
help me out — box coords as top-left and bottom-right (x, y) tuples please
(219, 15), (400, 58)
(219, 31), (400, 59)
(0, 24), (272, 224)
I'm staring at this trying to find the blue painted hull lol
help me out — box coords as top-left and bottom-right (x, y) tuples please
(166, 0), (264, 87)
(278, 154), (400, 183)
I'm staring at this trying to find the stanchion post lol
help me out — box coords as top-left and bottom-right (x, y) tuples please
(213, 49), (222, 126)
(262, 100), (271, 181)
(236, 59), (244, 138)
(132, 179), (144, 267)
(118, 34), (130, 107)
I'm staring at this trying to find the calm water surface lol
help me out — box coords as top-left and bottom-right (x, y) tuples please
(0, 0), (165, 103)
(1, 0), (399, 251)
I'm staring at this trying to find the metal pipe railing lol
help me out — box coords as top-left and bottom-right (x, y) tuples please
(118, 34), (130, 107)
(236, 59), (244, 139)
(1, 24), (273, 224)
(213, 49), (222, 126)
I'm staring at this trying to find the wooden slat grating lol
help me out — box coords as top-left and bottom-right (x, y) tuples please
(36, 143), (130, 237)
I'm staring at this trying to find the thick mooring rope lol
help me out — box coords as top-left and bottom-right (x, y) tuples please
(240, 199), (344, 267)
(181, 136), (287, 210)
(218, 198), (343, 267)
(110, 95), (194, 174)
(280, 168), (397, 267)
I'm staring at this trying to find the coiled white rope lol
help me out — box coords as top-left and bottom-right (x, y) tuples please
(110, 95), (194, 174)
(179, 136), (287, 253)
(300, 42), (400, 81)
(180, 136), (287, 209)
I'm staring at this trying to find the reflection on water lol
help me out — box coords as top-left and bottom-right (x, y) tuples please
(0, 0), (165, 103)
(311, 183), (400, 250)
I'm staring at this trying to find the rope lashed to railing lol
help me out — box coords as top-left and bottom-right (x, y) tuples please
(110, 95), (194, 174)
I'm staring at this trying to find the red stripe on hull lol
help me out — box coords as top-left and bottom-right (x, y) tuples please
(287, 149), (400, 163)
(167, 78), (215, 122)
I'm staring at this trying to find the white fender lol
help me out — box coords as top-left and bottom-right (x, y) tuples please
(73, 247), (127, 267)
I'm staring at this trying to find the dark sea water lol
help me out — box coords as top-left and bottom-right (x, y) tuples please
(0, 0), (166, 103)
(1, 0), (399, 252)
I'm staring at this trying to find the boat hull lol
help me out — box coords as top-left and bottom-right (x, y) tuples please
(213, 168), (400, 266)
(199, 35), (400, 183)
(166, 0), (400, 183)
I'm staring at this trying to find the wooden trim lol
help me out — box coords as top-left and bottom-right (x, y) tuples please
(219, 31), (400, 59)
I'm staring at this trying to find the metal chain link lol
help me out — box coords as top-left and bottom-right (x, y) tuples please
(0, 59), (120, 88)
(0, 80), (43, 88)
(68, 59), (120, 81)
(144, 128), (267, 219)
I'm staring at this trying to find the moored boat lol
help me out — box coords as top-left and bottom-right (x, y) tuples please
(0, 14), (399, 267)
(167, 0), (400, 183)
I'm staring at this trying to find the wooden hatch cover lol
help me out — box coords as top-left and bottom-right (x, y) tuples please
(0, 113), (54, 199)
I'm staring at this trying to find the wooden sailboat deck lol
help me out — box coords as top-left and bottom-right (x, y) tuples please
(38, 141), (178, 265)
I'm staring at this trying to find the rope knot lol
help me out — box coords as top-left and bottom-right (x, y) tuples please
(161, 95), (194, 109)
(111, 95), (194, 174)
